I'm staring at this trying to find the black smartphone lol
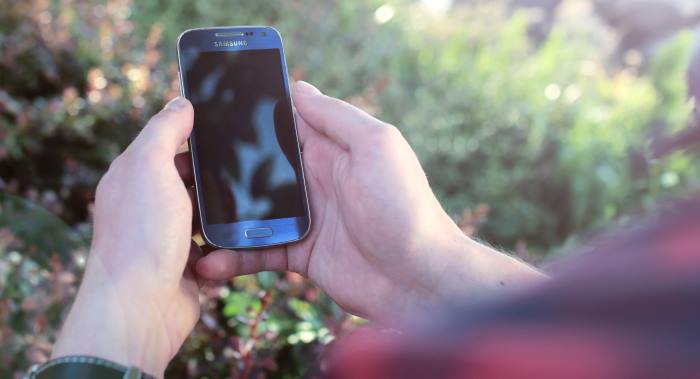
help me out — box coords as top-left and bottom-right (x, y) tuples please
(177, 26), (310, 249)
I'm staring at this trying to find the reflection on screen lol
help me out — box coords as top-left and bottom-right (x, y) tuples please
(182, 49), (304, 224)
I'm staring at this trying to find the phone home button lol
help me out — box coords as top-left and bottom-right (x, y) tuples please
(244, 227), (273, 239)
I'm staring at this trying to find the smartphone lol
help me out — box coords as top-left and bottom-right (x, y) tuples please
(177, 26), (311, 249)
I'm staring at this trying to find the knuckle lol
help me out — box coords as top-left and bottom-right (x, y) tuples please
(95, 174), (108, 195)
(95, 153), (126, 197)
(106, 153), (123, 172)
(372, 123), (402, 147)
(100, 154), (122, 183)
(383, 123), (403, 139)
(95, 169), (113, 200)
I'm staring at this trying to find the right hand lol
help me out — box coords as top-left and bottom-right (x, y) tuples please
(197, 81), (542, 320)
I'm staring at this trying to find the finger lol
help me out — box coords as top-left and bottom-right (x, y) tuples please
(135, 97), (194, 157)
(186, 242), (229, 288)
(195, 248), (289, 280)
(183, 241), (203, 283)
(187, 241), (203, 272)
(175, 151), (193, 186)
(293, 81), (380, 150)
(199, 279), (230, 288)
(294, 109), (311, 148)
(295, 110), (329, 150)
(188, 187), (201, 235)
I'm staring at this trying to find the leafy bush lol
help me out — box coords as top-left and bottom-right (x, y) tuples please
(1, 0), (699, 377)
(378, 6), (699, 253)
(0, 193), (84, 375)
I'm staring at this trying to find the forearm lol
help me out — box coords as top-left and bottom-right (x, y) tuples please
(389, 233), (546, 318)
(435, 235), (546, 302)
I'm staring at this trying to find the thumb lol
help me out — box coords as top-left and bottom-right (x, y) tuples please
(293, 81), (379, 150)
(195, 247), (291, 280)
(136, 97), (194, 156)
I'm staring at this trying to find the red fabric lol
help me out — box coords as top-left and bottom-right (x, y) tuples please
(326, 198), (700, 379)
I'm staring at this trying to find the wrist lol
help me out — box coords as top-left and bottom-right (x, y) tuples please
(52, 263), (171, 378)
(372, 226), (470, 319)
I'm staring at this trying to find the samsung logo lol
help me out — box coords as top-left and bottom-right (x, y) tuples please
(214, 40), (248, 47)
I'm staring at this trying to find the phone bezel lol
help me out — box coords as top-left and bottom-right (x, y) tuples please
(176, 26), (311, 249)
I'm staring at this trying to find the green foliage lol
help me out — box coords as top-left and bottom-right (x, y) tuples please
(0, 193), (86, 376)
(169, 274), (351, 378)
(1, 0), (699, 377)
(377, 8), (698, 252)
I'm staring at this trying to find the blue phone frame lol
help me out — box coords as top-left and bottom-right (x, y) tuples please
(177, 26), (311, 249)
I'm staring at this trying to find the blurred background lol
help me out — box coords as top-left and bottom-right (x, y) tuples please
(2, 0), (700, 377)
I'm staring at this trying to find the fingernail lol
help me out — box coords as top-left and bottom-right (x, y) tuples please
(165, 97), (189, 110)
(295, 81), (321, 96)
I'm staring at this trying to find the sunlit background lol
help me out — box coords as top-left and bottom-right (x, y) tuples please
(2, 0), (700, 377)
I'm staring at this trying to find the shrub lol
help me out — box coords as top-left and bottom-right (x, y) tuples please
(376, 6), (698, 254)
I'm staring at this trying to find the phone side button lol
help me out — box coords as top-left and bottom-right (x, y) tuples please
(244, 227), (273, 239)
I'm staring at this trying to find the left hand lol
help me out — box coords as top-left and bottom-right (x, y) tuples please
(52, 98), (203, 377)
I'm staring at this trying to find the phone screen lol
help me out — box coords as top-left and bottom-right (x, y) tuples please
(180, 49), (304, 224)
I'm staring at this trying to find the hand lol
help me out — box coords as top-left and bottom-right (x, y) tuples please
(197, 82), (543, 321)
(52, 98), (201, 377)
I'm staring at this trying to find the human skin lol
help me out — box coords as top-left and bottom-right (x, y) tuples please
(51, 98), (202, 376)
(51, 83), (544, 377)
(196, 82), (544, 318)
